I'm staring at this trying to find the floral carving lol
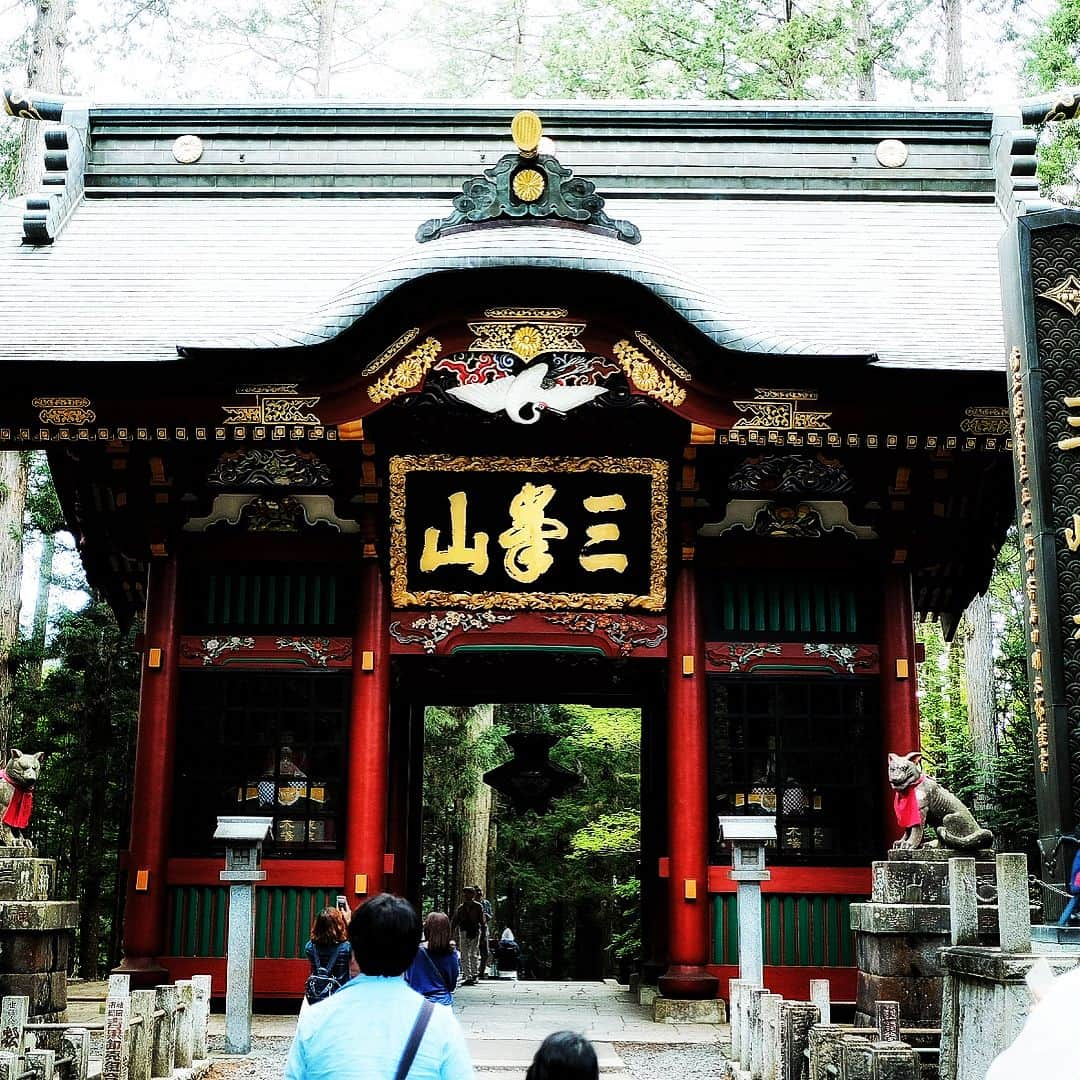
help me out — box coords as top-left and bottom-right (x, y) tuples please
(182, 636), (256, 665)
(706, 643), (783, 672)
(543, 613), (667, 656)
(612, 341), (686, 407)
(388, 611), (513, 653)
(274, 637), (353, 666)
(368, 338), (443, 403)
(803, 643), (873, 674)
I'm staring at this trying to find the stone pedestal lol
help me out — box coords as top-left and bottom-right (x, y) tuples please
(850, 849), (998, 1029)
(0, 850), (78, 1020)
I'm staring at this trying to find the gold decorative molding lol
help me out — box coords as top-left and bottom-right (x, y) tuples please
(960, 406), (1009, 436)
(484, 307), (567, 320)
(733, 388), (831, 431)
(634, 331), (692, 381)
(512, 168), (545, 202)
(367, 337), (442, 403)
(612, 341), (687, 407)
(1039, 274), (1080, 316)
(223, 385), (321, 426)
(468, 320), (585, 362)
(388, 454), (667, 612)
(362, 328), (420, 377)
(32, 396), (96, 425)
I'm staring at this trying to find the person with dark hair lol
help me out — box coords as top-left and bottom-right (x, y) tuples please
(450, 886), (485, 986)
(525, 1032), (599, 1080)
(472, 886), (493, 978)
(405, 912), (461, 1005)
(285, 893), (473, 1080)
(303, 908), (351, 1006)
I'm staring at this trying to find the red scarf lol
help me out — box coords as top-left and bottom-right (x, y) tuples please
(0, 771), (32, 830)
(893, 775), (925, 829)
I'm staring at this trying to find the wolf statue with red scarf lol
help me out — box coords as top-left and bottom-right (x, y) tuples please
(888, 751), (993, 851)
(0, 751), (43, 849)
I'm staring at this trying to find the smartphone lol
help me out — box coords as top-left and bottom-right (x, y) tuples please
(336, 895), (349, 913)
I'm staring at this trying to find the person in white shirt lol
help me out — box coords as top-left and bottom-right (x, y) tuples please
(285, 893), (473, 1080)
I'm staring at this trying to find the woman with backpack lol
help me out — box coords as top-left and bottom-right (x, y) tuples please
(404, 911), (460, 1005)
(303, 907), (352, 1009)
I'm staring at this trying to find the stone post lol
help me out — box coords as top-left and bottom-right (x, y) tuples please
(739, 984), (759, 1072)
(873, 1000), (900, 1044)
(948, 858), (978, 946)
(128, 990), (154, 1080)
(996, 853), (1031, 953)
(25, 1048), (55, 1080)
(729, 980), (746, 1063)
(809, 979), (831, 1026)
(61, 1030), (89, 1080)
(0, 994), (28, 1056)
(750, 988), (770, 1079)
(808, 1025), (854, 1080)
(102, 974), (131, 1080)
(778, 1002), (819, 1080)
(840, 1034), (874, 1080)
(173, 982), (194, 1069)
(150, 985), (177, 1079)
(191, 976), (211, 1061)
(871, 1041), (921, 1080)
(760, 993), (781, 1080)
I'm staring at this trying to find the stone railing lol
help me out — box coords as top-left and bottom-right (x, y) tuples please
(0, 973), (213, 1080)
(939, 852), (1080, 1080)
(726, 978), (920, 1080)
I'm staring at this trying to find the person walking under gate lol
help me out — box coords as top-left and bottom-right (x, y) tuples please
(451, 886), (485, 986)
(285, 893), (473, 1080)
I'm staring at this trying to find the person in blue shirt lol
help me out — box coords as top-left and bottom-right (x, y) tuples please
(405, 912), (460, 1005)
(285, 893), (473, 1080)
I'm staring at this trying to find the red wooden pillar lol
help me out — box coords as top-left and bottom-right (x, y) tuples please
(880, 566), (921, 846)
(344, 560), (391, 905)
(658, 563), (719, 999)
(117, 556), (180, 984)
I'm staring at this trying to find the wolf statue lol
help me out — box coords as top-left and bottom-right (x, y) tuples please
(888, 751), (993, 851)
(0, 751), (43, 848)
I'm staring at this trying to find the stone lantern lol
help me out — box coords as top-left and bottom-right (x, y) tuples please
(719, 815), (777, 987)
(214, 816), (273, 1054)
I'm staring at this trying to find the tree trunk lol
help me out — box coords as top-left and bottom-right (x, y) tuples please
(854, 0), (876, 101)
(963, 591), (996, 811)
(315, 0), (339, 97)
(455, 704), (493, 897)
(0, 454), (28, 760)
(15, 0), (74, 196)
(24, 531), (55, 690)
(944, 0), (964, 101)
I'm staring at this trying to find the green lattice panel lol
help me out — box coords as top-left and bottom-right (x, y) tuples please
(167, 886), (340, 958)
(711, 894), (862, 967)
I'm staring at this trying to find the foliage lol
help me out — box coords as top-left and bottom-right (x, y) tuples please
(11, 597), (140, 977)
(486, 704), (641, 978)
(0, 122), (18, 201)
(1025, 0), (1080, 202)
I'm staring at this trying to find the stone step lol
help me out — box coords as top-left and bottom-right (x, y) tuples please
(467, 1039), (627, 1075)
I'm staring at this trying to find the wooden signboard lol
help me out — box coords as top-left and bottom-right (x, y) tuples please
(388, 455), (667, 611)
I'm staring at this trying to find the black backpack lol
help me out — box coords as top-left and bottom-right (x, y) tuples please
(305, 943), (346, 1005)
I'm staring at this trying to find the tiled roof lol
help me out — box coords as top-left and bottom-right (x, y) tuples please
(0, 102), (1011, 371)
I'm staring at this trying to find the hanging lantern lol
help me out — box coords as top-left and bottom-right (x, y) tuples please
(483, 732), (581, 814)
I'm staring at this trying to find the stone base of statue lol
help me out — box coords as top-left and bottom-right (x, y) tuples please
(0, 849), (79, 1020)
(850, 848), (999, 1031)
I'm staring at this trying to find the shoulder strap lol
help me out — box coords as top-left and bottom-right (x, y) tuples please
(394, 1000), (435, 1080)
(420, 946), (453, 995)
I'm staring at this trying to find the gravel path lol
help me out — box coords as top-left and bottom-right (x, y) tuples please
(204, 1035), (730, 1078)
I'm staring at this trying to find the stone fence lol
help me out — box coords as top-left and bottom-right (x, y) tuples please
(0, 973), (213, 1080)
(726, 978), (920, 1080)
(938, 852), (1080, 1080)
